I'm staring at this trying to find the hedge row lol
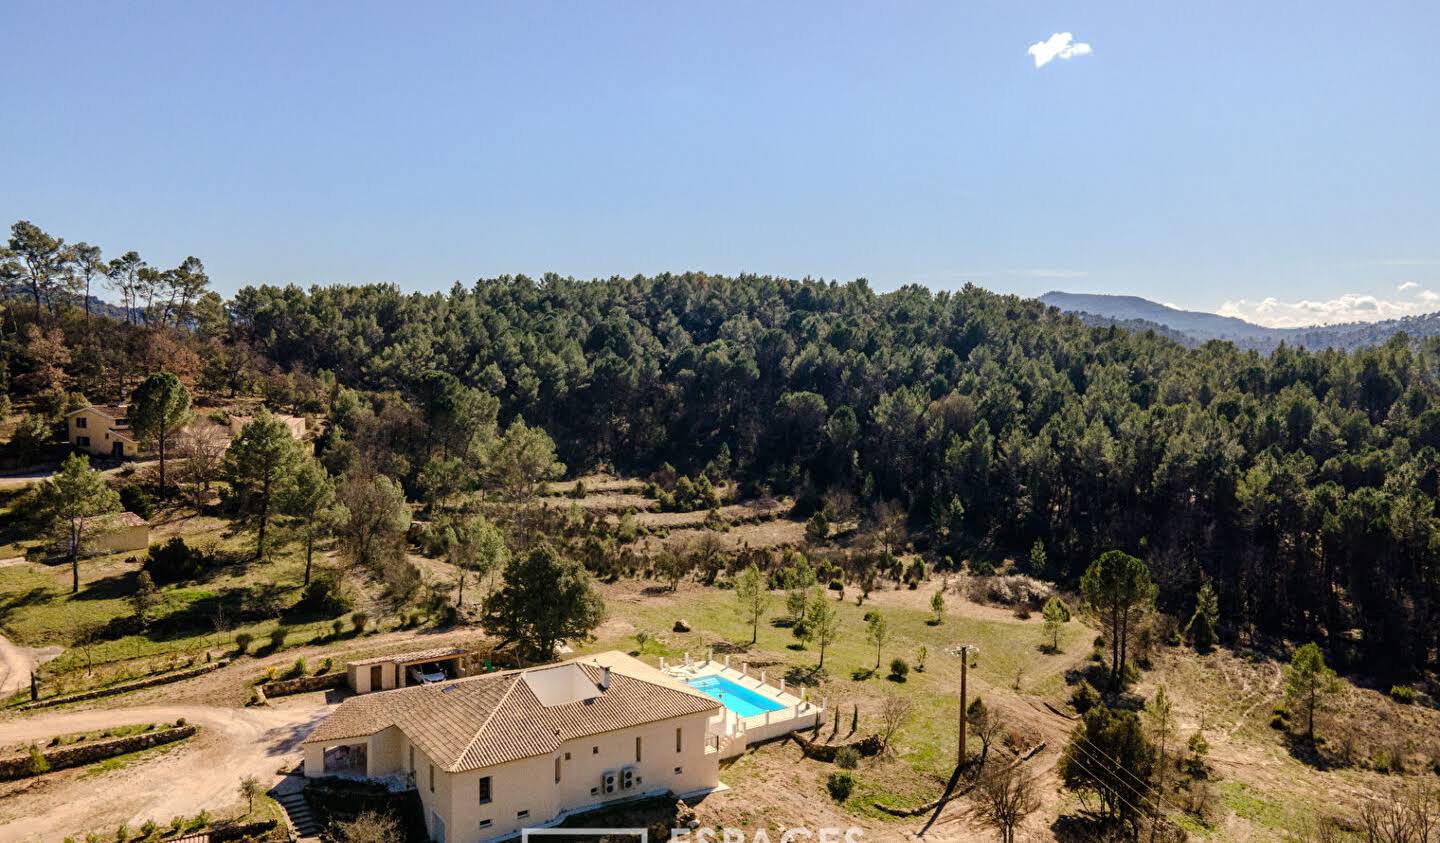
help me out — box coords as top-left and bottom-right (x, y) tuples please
(0, 725), (197, 780)
(789, 732), (883, 761)
(21, 661), (227, 710)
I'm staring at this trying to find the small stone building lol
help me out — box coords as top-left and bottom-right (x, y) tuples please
(79, 511), (149, 554)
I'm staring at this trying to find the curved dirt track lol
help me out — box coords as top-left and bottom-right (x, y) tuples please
(0, 697), (333, 842)
(0, 635), (36, 697)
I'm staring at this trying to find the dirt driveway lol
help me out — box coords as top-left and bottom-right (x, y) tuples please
(0, 695), (334, 842)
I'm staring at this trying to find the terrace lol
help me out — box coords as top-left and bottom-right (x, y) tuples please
(660, 650), (823, 757)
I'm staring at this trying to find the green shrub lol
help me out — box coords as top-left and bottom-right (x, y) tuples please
(331, 619), (344, 638)
(888, 658), (910, 681)
(1270, 713), (1288, 730)
(286, 657), (307, 679)
(119, 484), (155, 520)
(834, 747), (859, 770)
(298, 572), (353, 615)
(26, 744), (49, 775)
(826, 771), (855, 802)
(115, 823), (129, 843)
(319, 657), (333, 674)
(351, 611), (369, 634)
(1070, 680), (1101, 714)
(234, 632), (254, 654)
(142, 537), (206, 585)
(1372, 750), (1394, 774)
(1390, 684), (1417, 704)
(268, 627), (289, 651)
(175, 717), (187, 727)
(140, 819), (158, 840)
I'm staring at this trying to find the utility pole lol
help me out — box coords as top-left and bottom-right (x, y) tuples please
(946, 643), (977, 768)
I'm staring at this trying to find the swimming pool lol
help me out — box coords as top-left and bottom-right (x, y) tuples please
(687, 675), (785, 718)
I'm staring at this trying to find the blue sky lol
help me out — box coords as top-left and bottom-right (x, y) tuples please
(3, 1), (1437, 326)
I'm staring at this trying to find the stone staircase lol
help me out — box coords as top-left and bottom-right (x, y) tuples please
(272, 776), (322, 840)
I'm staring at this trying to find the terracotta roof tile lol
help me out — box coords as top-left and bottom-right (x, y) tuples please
(346, 647), (468, 667)
(306, 651), (720, 772)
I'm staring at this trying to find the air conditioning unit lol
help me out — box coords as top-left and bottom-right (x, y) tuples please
(601, 770), (617, 794)
(621, 766), (636, 790)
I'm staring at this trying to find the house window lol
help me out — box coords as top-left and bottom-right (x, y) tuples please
(555, 756), (562, 783)
(429, 764), (435, 793)
(517, 810), (529, 819)
(409, 746), (414, 772)
(635, 736), (642, 762)
(76, 436), (90, 448)
(76, 417), (87, 429)
(675, 766), (684, 774)
(478, 776), (492, 804)
(479, 819), (492, 829)
(592, 746), (598, 754)
(676, 727), (683, 753)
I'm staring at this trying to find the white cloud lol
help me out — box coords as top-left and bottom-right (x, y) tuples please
(1028, 32), (1093, 68)
(1218, 290), (1440, 328)
(1398, 281), (1420, 291)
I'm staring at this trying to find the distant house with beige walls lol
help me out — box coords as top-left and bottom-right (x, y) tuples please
(66, 405), (139, 458)
(303, 651), (724, 843)
(228, 412), (306, 441)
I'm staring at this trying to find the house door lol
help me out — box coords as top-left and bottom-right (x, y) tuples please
(370, 665), (382, 691)
(112, 441), (124, 457)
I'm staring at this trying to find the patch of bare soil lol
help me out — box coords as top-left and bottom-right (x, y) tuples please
(540, 492), (657, 513)
(638, 518), (808, 555)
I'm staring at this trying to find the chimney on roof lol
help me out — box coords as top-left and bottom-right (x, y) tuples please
(600, 666), (611, 691)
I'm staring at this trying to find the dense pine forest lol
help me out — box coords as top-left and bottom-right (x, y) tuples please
(5, 220), (1440, 683)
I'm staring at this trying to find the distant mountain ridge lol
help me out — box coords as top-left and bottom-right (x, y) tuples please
(1040, 291), (1440, 352)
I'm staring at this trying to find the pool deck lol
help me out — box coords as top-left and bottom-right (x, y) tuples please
(660, 651), (824, 758)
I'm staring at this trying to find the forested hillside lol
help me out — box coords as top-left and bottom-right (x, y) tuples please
(231, 276), (1440, 681)
(5, 220), (1439, 683)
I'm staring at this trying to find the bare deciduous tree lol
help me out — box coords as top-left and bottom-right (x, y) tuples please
(333, 810), (402, 843)
(878, 692), (914, 752)
(1357, 783), (1438, 843)
(970, 763), (1040, 843)
(175, 424), (230, 506)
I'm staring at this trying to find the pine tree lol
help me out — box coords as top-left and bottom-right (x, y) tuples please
(35, 453), (121, 593)
(129, 370), (192, 493)
(222, 410), (301, 559)
(1185, 580), (1220, 652)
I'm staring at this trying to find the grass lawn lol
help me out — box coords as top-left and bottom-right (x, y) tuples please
(577, 580), (1090, 810)
(0, 514), (355, 692)
(78, 733), (196, 779)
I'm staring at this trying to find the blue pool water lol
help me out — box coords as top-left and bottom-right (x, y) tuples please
(687, 675), (785, 717)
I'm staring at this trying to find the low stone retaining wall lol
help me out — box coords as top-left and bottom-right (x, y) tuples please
(260, 671), (345, 698)
(21, 661), (227, 710)
(0, 725), (197, 780)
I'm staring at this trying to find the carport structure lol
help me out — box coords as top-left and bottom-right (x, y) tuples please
(346, 647), (469, 694)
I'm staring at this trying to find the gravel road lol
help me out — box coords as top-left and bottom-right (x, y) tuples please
(0, 696), (333, 841)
